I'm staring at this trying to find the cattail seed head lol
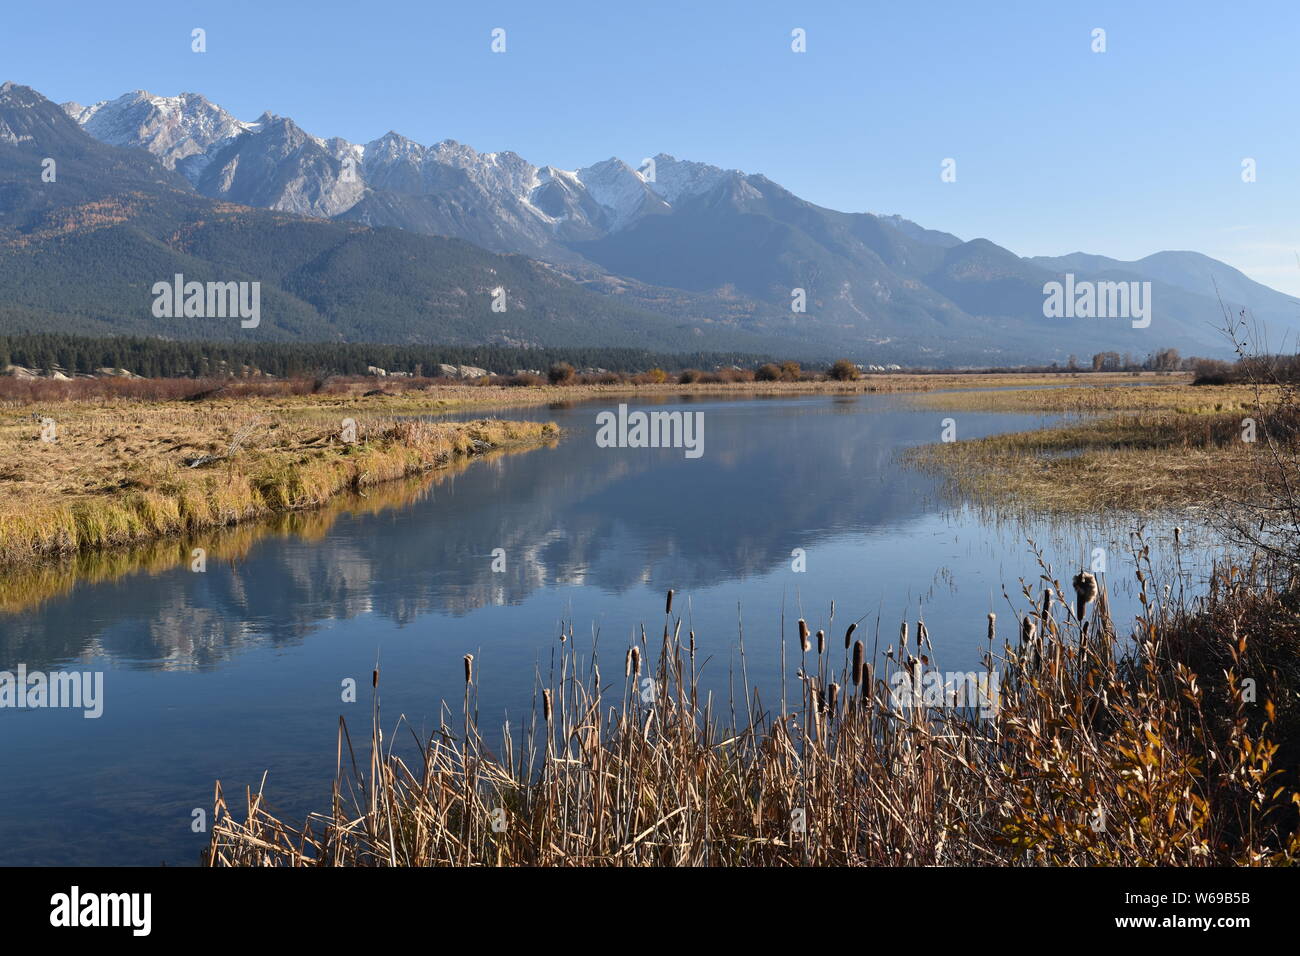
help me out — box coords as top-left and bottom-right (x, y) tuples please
(918, 621), (929, 649)
(630, 645), (641, 676)
(852, 640), (865, 686)
(1020, 616), (1037, 645)
(666, 589), (674, 615)
(816, 629), (825, 654)
(372, 668), (379, 689)
(987, 612), (996, 643)
(828, 682), (840, 712)
(542, 688), (552, 723)
(900, 621), (909, 650)
(1072, 570), (1099, 622)
(798, 619), (810, 653)
(463, 654), (473, 684)
(844, 621), (857, 649)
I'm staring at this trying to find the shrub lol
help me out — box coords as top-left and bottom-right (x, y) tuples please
(828, 359), (860, 381)
(547, 362), (576, 385)
(754, 363), (781, 382)
(717, 367), (753, 383)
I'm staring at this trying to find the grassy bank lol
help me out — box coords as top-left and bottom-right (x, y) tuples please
(205, 570), (1300, 867)
(0, 449), (539, 617)
(908, 382), (1273, 512)
(0, 397), (557, 565)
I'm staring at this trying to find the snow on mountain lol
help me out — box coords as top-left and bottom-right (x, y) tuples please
(64, 89), (744, 239)
(426, 139), (537, 199)
(192, 112), (364, 218)
(62, 91), (252, 176)
(644, 153), (732, 205)
(573, 158), (667, 231)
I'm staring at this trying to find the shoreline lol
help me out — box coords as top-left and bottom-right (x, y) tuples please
(0, 403), (558, 567)
(906, 381), (1272, 512)
(0, 372), (1199, 568)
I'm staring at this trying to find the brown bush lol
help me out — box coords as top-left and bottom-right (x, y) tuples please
(828, 359), (860, 381)
(547, 362), (576, 385)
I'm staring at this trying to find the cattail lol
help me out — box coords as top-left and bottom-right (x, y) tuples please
(828, 682), (840, 712)
(798, 619), (810, 653)
(689, 629), (696, 659)
(542, 688), (552, 723)
(463, 654), (473, 684)
(844, 620), (857, 649)
(1072, 570), (1098, 623)
(372, 668), (379, 689)
(852, 640), (865, 687)
(816, 629), (825, 654)
(917, 621), (930, 650)
(630, 645), (641, 676)
(1173, 526), (1182, 545)
(665, 589), (674, 615)
(899, 621), (909, 651)
(987, 612), (996, 643)
(1020, 616), (1037, 645)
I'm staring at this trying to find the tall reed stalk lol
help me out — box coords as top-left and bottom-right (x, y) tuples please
(205, 559), (1300, 867)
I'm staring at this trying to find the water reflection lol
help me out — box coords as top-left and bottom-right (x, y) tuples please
(0, 396), (1053, 671)
(0, 394), (1213, 865)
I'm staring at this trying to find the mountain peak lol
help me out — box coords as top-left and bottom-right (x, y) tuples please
(60, 89), (253, 173)
(645, 153), (731, 205)
(0, 81), (40, 104)
(571, 158), (662, 229)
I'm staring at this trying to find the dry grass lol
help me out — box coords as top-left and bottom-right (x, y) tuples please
(0, 371), (1174, 411)
(0, 446), (538, 615)
(205, 554), (1300, 867)
(909, 412), (1272, 512)
(910, 378), (1245, 415)
(0, 396), (557, 565)
(907, 383), (1276, 512)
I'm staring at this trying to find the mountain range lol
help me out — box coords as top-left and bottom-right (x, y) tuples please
(3, 81), (1295, 363)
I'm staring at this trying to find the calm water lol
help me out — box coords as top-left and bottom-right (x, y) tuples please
(0, 393), (1210, 865)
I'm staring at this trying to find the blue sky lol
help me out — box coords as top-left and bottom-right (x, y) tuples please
(5, 0), (1299, 293)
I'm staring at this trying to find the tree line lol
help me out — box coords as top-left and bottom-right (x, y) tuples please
(0, 333), (775, 379)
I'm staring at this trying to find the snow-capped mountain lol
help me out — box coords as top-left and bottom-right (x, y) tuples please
(61, 90), (740, 252)
(63, 91), (255, 179)
(189, 112), (365, 218)
(40, 84), (1299, 361)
